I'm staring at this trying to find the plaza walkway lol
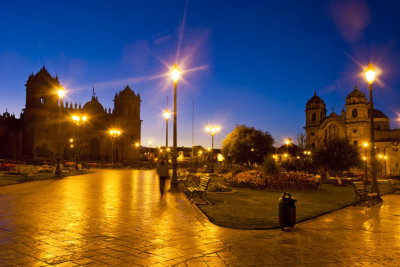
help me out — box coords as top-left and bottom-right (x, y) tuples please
(0, 169), (399, 266)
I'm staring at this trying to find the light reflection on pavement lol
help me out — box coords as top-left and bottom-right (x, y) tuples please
(0, 169), (399, 266)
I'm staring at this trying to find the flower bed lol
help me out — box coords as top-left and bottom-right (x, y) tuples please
(224, 170), (318, 190)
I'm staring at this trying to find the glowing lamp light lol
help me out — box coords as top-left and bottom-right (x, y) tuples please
(378, 154), (383, 159)
(109, 129), (121, 137)
(363, 142), (368, 148)
(217, 153), (224, 162)
(284, 153), (288, 158)
(69, 138), (74, 143)
(163, 110), (171, 119)
(363, 156), (367, 161)
(57, 88), (65, 99)
(285, 138), (291, 145)
(82, 116), (87, 122)
(135, 142), (140, 147)
(171, 64), (181, 82)
(365, 63), (376, 84)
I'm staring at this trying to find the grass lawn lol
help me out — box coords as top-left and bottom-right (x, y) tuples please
(0, 173), (56, 186)
(197, 177), (394, 229)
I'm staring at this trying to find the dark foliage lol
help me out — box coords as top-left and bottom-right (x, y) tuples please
(313, 137), (362, 178)
(222, 125), (274, 166)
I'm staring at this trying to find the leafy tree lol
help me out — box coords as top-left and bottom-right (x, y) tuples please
(263, 155), (279, 174)
(313, 137), (362, 178)
(34, 140), (54, 159)
(222, 125), (274, 166)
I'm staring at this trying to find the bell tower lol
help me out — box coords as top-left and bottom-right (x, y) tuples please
(305, 92), (326, 150)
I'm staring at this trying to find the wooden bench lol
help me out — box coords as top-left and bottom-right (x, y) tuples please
(352, 181), (378, 205)
(389, 179), (400, 192)
(187, 176), (211, 202)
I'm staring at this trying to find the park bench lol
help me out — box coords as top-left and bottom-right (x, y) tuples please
(352, 181), (378, 205)
(389, 179), (400, 192)
(187, 176), (212, 202)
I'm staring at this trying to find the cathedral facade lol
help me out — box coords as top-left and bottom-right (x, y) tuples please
(0, 67), (142, 163)
(305, 86), (400, 175)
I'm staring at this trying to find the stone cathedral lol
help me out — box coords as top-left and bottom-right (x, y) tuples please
(0, 67), (142, 163)
(305, 86), (400, 175)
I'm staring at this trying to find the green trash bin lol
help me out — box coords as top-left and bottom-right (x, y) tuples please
(279, 192), (297, 229)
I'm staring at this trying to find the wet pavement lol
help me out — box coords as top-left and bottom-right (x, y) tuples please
(0, 169), (399, 266)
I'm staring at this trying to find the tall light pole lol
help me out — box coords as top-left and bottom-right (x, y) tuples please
(365, 63), (381, 199)
(55, 87), (65, 178)
(72, 115), (87, 170)
(363, 142), (368, 180)
(205, 125), (221, 172)
(109, 129), (121, 167)
(285, 138), (291, 160)
(163, 110), (170, 148)
(170, 64), (181, 193)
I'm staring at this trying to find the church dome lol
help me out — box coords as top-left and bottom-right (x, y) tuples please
(83, 96), (105, 115)
(346, 86), (367, 104)
(373, 109), (388, 119)
(306, 92), (324, 105)
(306, 92), (326, 111)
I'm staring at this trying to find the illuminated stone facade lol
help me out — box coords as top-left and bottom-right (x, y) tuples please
(305, 87), (400, 175)
(0, 67), (142, 163)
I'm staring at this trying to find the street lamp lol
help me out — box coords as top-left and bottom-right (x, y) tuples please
(365, 63), (381, 199)
(170, 64), (181, 193)
(55, 87), (65, 178)
(163, 110), (170, 148)
(205, 124), (221, 172)
(363, 142), (368, 180)
(72, 115), (87, 170)
(109, 129), (121, 167)
(285, 138), (291, 159)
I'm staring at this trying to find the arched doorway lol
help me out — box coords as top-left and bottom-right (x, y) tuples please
(89, 138), (100, 161)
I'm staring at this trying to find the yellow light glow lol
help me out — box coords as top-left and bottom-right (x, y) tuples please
(284, 153), (288, 158)
(285, 138), (291, 145)
(384, 156), (387, 160)
(217, 153), (224, 162)
(378, 154), (383, 159)
(70, 144), (74, 148)
(82, 116), (87, 122)
(198, 150), (203, 155)
(308, 151), (311, 155)
(109, 129), (121, 137)
(166, 147), (170, 152)
(160, 149), (163, 153)
(205, 124), (221, 136)
(57, 88), (65, 99)
(69, 138), (74, 143)
(135, 142), (140, 147)
(363, 142), (368, 148)
(171, 64), (181, 82)
(296, 156), (300, 159)
(365, 63), (376, 84)
(363, 156), (367, 161)
(272, 154), (277, 160)
(163, 110), (170, 119)
(207, 147), (211, 151)
(251, 148), (254, 152)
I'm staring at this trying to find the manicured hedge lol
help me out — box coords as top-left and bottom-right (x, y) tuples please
(224, 170), (318, 190)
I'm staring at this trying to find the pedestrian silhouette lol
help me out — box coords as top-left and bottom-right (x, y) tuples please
(156, 159), (169, 195)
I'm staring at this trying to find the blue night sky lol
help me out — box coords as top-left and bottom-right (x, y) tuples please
(1, 0), (400, 148)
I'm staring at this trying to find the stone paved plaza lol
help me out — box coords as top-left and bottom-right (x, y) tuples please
(0, 169), (399, 266)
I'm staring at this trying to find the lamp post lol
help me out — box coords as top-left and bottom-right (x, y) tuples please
(55, 87), (65, 178)
(205, 125), (221, 172)
(163, 110), (170, 149)
(365, 63), (381, 198)
(363, 142), (368, 180)
(72, 115), (87, 170)
(170, 64), (180, 193)
(109, 129), (121, 167)
(285, 138), (291, 160)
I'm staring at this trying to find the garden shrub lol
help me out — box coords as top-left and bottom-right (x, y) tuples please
(207, 181), (232, 192)
(224, 170), (318, 190)
(263, 156), (279, 175)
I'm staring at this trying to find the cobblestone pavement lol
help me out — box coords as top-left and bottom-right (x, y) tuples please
(0, 169), (399, 266)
